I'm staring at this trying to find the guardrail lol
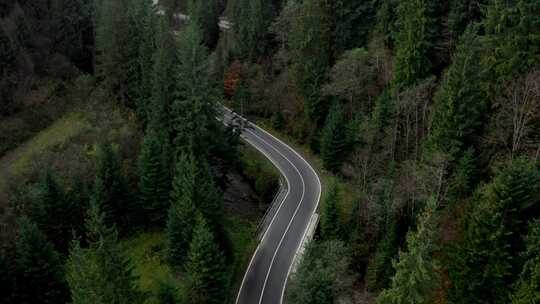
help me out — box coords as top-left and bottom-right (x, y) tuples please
(255, 177), (288, 240)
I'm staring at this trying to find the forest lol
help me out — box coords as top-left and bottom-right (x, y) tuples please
(1, 0), (539, 303)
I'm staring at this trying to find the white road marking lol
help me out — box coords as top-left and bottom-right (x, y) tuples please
(223, 107), (322, 304)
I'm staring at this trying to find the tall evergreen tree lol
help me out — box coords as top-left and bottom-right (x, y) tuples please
(321, 101), (348, 173)
(29, 171), (73, 252)
(332, 0), (377, 54)
(167, 152), (199, 267)
(289, 0), (332, 126)
(66, 200), (141, 304)
(171, 19), (216, 158)
(393, 0), (439, 88)
(512, 219), (540, 303)
(449, 159), (540, 304)
(137, 129), (171, 225)
(185, 215), (226, 304)
(189, 0), (219, 48)
(234, 0), (275, 60)
(93, 142), (130, 227)
(320, 182), (340, 240)
(13, 218), (67, 304)
(448, 0), (487, 39)
(429, 27), (487, 161)
(377, 200), (440, 304)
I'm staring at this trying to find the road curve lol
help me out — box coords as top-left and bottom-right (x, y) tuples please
(222, 108), (322, 304)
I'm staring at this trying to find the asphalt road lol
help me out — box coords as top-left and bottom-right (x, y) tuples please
(222, 108), (322, 304)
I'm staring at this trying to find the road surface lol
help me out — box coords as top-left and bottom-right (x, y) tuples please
(222, 108), (322, 304)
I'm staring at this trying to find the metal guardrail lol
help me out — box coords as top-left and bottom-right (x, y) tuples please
(256, 177), (288, 240)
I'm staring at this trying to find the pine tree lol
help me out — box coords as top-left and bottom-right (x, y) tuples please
(482, 0), (540, 87)
(393, 0), (440, 88)
(321, 102), (348, 173)
(289, 0), (332, 126)
(167, 153), (199, 267)
(185, 215), (226, 304)
(29, 171), (73, 252)
(332, 0), (377, 54)
(288, 241), (353, 304)
(171, 19), (216, 158)
(234, 0), (275, 60)
(13, 218), (68, 304)
(512, 219), (540, 303)
(135, 0), (156, 123)
(137, 129), (171, 225)
(189, 0), (219, 48)
(320, 182), (340, 240)
(66, 200), (141, 304)
(448, 0), (487, 39)
(449, 159), (540, 304)
(377, 200), (439, 304)
(93, 142), (130, 227)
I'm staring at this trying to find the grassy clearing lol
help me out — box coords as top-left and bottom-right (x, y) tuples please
(8, 112), (89, 175)
(121, 215), (257, 304)
(121, 232), (184, 303)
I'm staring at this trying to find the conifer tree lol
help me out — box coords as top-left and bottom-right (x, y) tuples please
(29, 171), (72, 251)
(167, 152), (199, 267)
(321, 101), (348, 173)
(332, 0), (377, 54)
(393, 0), (440, 88)
(171, 19), (216, 158)
(66, 200), (141, 304)
(93, 143), (130, 227)
(429, 27), (487, 161)
(137, 129), (171, 225)
(320, 182), (340, 240)
(135, 0), (156, 123)
(185, 215), (226, 304)
(189, 0), (219, 48)
(448, 0), (487, 39)
(289, 0), (332, 126)
(377, 200), (439, 304)
(512, 219), (540, 303)
(234, 0), (275, 60)
(13, 218), (67, 304)
(449, 159), (540, 304)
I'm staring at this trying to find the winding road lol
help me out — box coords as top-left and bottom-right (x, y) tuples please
(222, 108), (322, 304)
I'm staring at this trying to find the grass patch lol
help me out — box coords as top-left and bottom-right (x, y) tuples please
(8, 112), (89, 175)
(122, 232), (184, 303)
(224, 214), (257, 303)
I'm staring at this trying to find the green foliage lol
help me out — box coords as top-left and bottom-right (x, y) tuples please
(320, 182), (341, 240)
(449, 159), (540, 304)
(373, 0), (396, 47)
(366, 227), (398, 292)
(288, 240), (353, 304)
(137, 129), (171, 225)
(185, 216), (227, 304)
(448, 0), (487, 39)
(167, 153), (199, 268)
(13, 218), (67, 304)
(171, 20), (216, 158)
(482, 0), (540, 86)
(377, 200), (439, 304)
(512, 219), (540, 303)
(29, 171), (74, 252)
(66, 201), (142, 304)
(189, 0), (219, 48)
(93, 142), (131, 227)
(52, 0), (95, 70)
(429, 27), (487, 160)
(233, 0), (275, 60)
(393, 0), (440, 87)
(289, 0), (332, 126)
(332, 0), (377, 53)
(321, 101), (348, 172)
